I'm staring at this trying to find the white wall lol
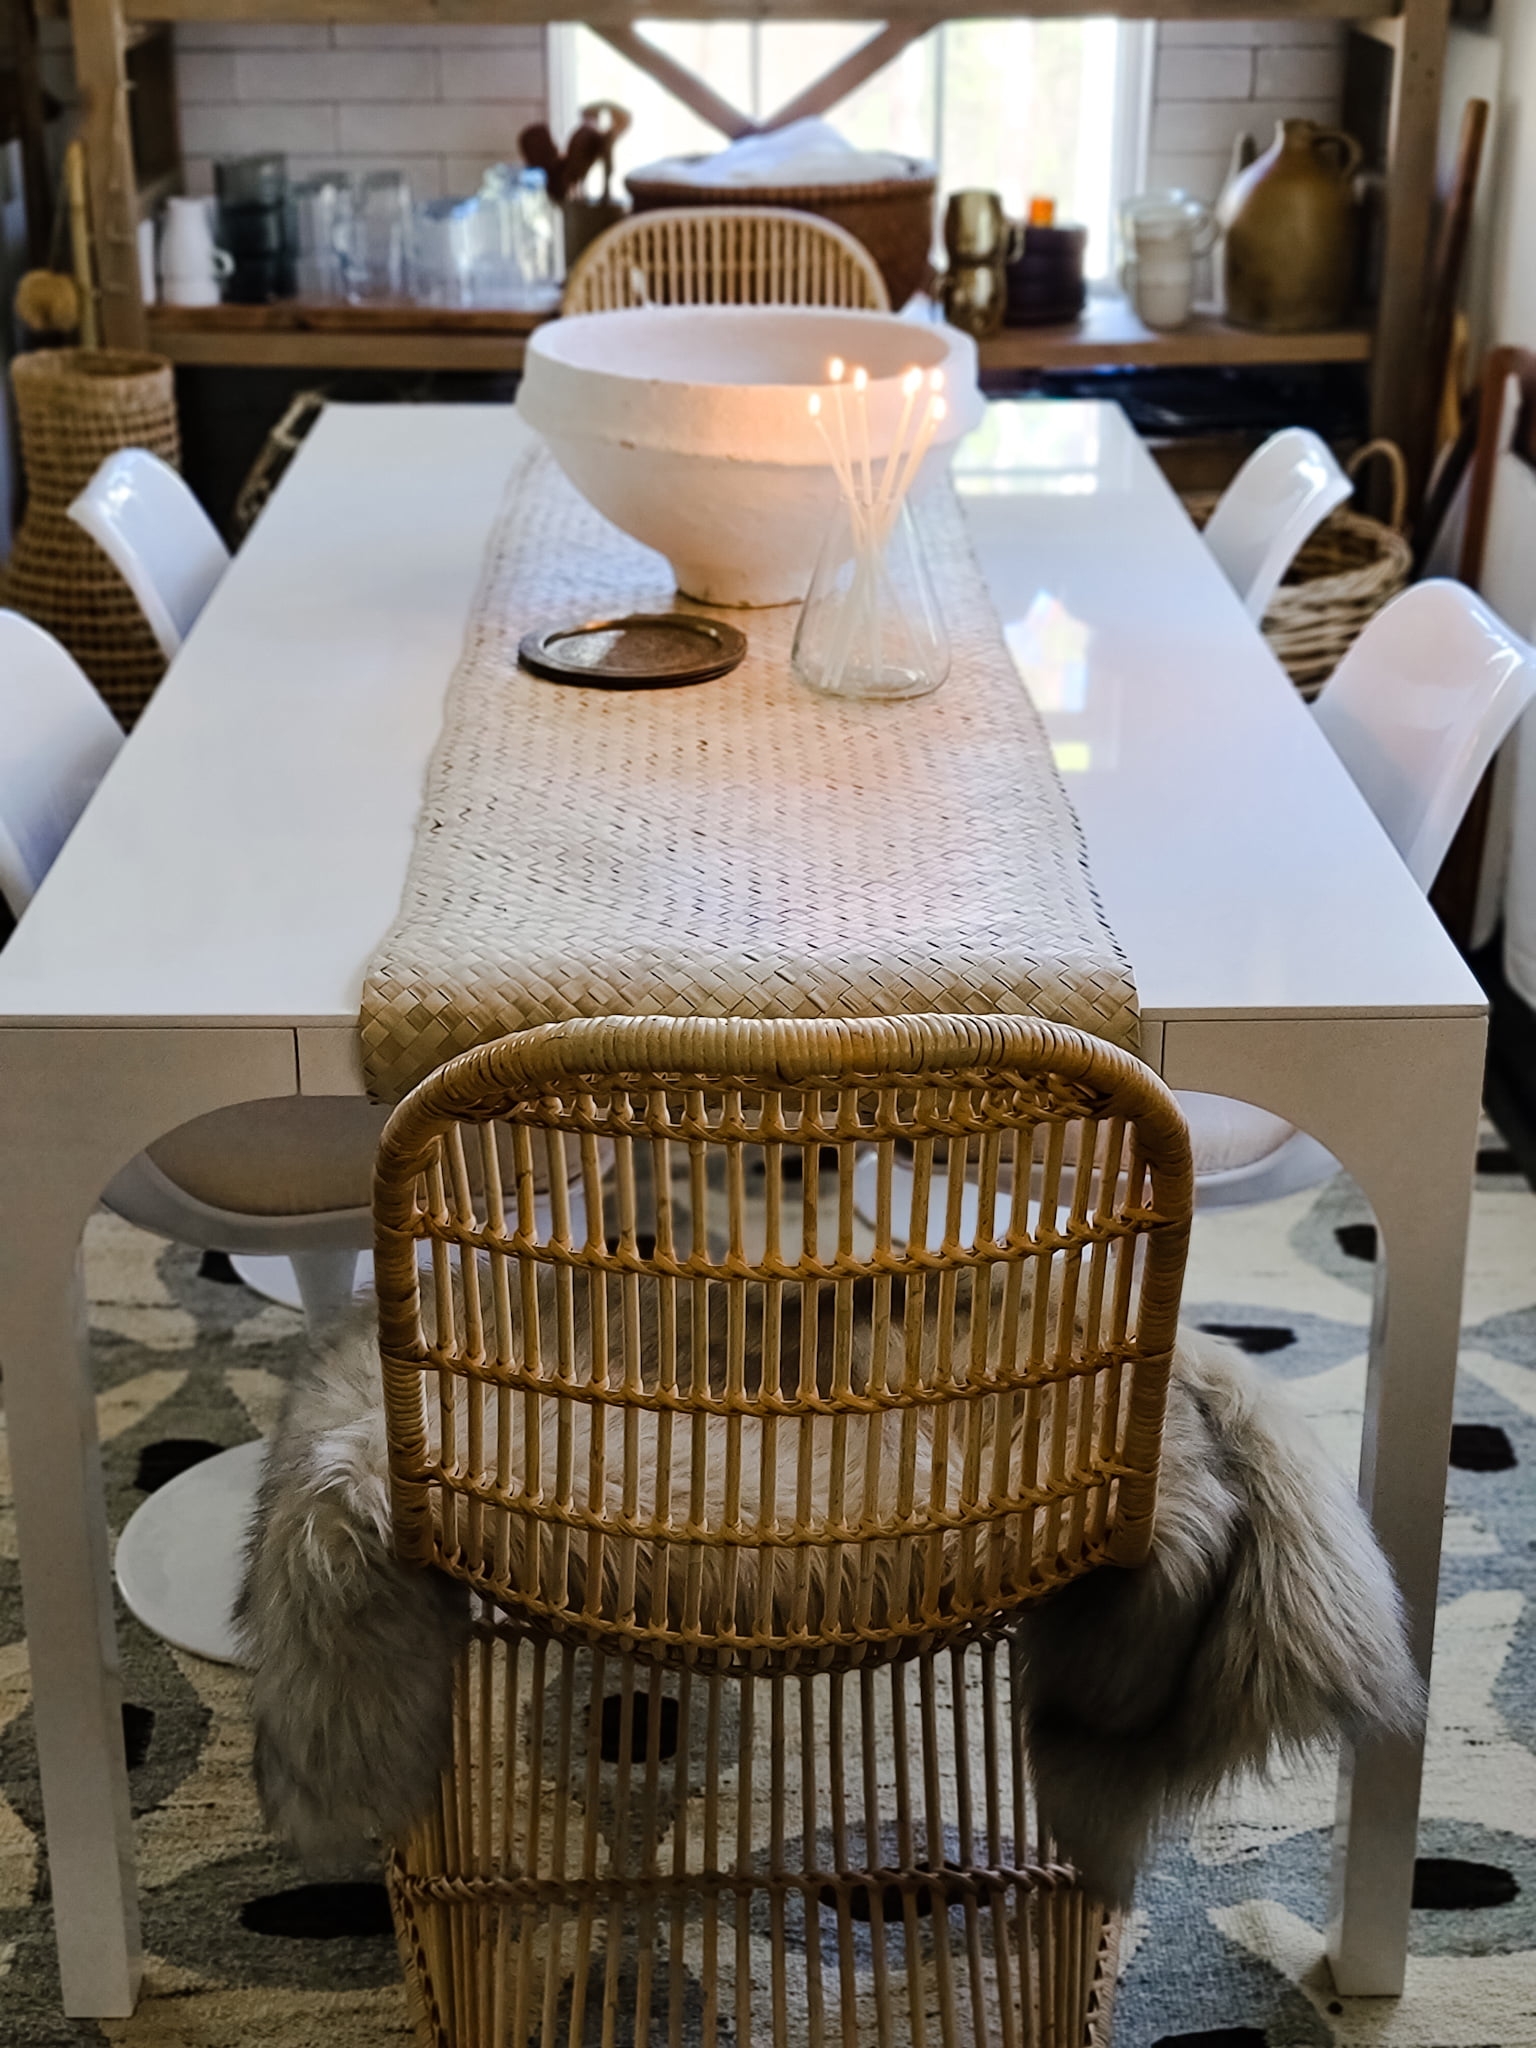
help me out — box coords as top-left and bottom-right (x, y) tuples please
(170, 19), (1343, 211)
(1146, 16), (1345, 204)
(175, 21), (546, 201)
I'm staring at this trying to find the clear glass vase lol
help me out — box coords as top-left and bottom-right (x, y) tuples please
(791, 498), (950, 703)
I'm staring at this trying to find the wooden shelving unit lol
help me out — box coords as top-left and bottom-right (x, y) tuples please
(69, 0), (1451, 482)
(144, 294), (1375, 375)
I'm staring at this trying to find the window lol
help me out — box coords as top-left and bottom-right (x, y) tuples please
(551, 20), (1152, 280)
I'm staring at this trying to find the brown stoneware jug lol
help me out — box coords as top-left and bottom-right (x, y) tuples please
(1218, 118), (1363, 332)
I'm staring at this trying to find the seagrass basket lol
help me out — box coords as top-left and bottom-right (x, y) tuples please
(372, 1012), (1195, 2047)
(625, 163), (937, 309)
(1, 348), (180, 727)
(1186, 438), (1412, 699)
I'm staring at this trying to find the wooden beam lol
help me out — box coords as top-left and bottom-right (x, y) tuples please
(1368, 0), (1451, 505)
(585, 22), (753, 137)
(761, 21), (937, 131)
(125, 0), (1394, 24)
(69, 0), (145, 348)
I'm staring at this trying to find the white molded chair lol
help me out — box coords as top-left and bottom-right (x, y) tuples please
(1186, 578), (1536, 1206)
(562, 204), (890, 314)
(1201, 426), (1352, 622)
(68, 448), (231, 660)
(0, 610), (379, 1659)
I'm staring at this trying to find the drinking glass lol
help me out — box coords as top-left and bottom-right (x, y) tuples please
(292, 173), (353, 302)
(342, 170), (414, 302)
(415, 196), (480, 308)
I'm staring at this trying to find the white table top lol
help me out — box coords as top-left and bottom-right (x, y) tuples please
(0, 398), (1482, 1035)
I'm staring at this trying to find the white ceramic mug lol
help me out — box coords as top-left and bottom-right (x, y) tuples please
(159, 196), (234, 307)
(1119, 192), (1216, 331)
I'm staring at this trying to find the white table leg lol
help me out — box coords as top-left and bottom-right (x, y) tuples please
(0, 1027), (298, 2017)
(1162, 1011), (1486, 1999)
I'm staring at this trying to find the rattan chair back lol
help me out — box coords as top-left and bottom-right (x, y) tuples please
(377, 1014), (1190, 2048)
(561, 205), (891, 315)
(374, 1013), (1192, 1674)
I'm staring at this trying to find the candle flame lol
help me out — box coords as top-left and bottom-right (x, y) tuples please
(852, 365), (869, 392)
(828, 355), (845, 382)
(808, 392), (822, 417)
(902, 366), (924, 396)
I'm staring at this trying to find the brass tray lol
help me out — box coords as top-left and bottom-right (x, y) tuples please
(518, 613), (747, 689)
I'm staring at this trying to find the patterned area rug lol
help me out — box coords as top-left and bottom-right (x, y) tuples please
(0, 1137), (1533, 2047)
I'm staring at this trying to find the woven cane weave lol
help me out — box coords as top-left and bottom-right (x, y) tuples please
(1, 349), (180, 727)
(374, 1011), (1191, 2045)
(360, 429), (1138, 1105)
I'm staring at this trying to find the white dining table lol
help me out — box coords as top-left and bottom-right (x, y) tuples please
(0, 398), (1484, 2018)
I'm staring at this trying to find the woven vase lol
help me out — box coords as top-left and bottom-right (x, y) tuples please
(2, 348), (180, 727)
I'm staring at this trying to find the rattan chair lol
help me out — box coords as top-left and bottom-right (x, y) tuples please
(372, 1012), (1194, 2048)
(561, 205), (891, 315)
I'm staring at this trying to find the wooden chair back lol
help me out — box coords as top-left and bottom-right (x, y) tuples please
(372, 1012), (1193, 1675)
(561, 205), (890, 315)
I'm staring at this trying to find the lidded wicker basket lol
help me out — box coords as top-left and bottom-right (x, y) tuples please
(1186, 438), (1412, 700)
(1, 348), (181, 727)
(625, 161), (938, 309)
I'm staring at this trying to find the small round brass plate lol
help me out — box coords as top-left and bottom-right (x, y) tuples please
(518, 613), (748, 689)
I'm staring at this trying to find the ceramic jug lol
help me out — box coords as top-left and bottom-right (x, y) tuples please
(159, 196), (233, 307)
(1218, 119), (1363, 332)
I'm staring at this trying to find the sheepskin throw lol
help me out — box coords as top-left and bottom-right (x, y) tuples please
(238, 1314), (1419, 1904)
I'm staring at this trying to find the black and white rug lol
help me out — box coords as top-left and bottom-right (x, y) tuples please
(0, 1140), (1532, 2046)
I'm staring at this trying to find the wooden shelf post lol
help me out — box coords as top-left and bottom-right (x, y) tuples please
(70, 0), (147, 350)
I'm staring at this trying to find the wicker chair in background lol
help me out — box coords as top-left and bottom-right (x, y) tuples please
(372, 1012), (1194, 2048)
(561, 205), (891, 315)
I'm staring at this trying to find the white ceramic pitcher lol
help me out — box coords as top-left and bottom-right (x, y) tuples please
(159, 197), (233, 308)
(1119, 190), (1216, 331)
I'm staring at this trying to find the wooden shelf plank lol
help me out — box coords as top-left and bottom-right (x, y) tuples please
(125, 0), (1394, 20)
(146, 296), (1373, 375)
(981, 300), (1373, 370)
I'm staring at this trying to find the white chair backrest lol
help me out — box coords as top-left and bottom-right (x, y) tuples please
(0, 610), (123, 915)
(1313, 578), (1536, 892)
(562, 205), (890, 315)
(68, 448), (230, 660)
(1202, 426), (1352, 622)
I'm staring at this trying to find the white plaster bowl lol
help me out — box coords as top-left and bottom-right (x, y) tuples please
(516, 306), (982, 606)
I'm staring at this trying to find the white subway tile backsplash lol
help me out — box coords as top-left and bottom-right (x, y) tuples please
(1150, 96), (1337, 157)
(1144, 151), (1235, 205)
(1158, 23), (1269, 50)
(338, 100), (541, 156)
(175, 22), (330, 52)
(330, 22), (544, 47)
(1155, 47), (1252, 102)
(175, 52), (238, 102)
(234, 49), (436, 104)
(1253, 43), (1347, 100)
(181, 101), (339, 157)
(438, 46), (547, 103)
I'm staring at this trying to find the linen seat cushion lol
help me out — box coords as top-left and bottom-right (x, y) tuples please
(146, 1097), (387, 1217)
(1177, 1090), (1296, 1175)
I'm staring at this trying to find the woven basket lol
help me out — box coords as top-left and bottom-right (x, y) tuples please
(1186, 439), (1412, 700)
(1, 348), (180, 727)
(625, 161), (937, 309)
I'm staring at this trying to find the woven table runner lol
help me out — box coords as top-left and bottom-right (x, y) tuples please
(361, 425), (1137, 1103)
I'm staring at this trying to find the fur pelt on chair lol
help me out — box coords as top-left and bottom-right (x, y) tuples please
(237, 1314), (1420, 1903)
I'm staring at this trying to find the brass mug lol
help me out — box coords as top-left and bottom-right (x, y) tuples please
(945, 190), (1010, 266)
(941, 258), (1006, 339)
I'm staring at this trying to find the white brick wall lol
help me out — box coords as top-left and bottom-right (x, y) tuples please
(167, 18), (1342, 221)
(175, 21), (546, 205)
(1148, 17), (1346, 206)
